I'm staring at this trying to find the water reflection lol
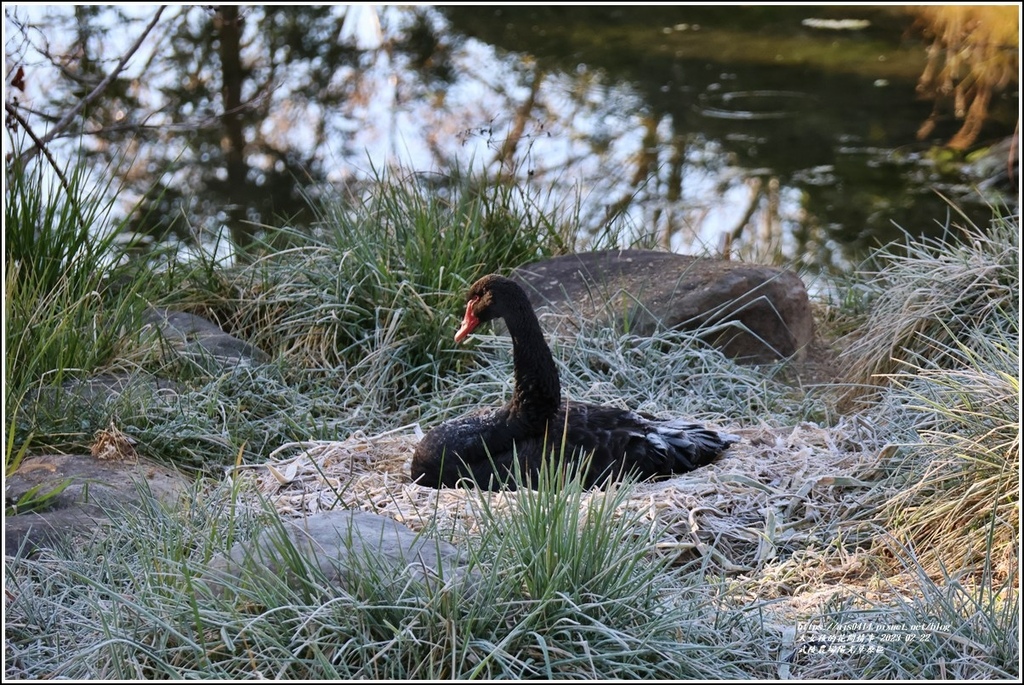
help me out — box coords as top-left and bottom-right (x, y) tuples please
(308, 6), (1012, 279)
(415, 6), (1015, 277)
(12, 6), (1012, 279)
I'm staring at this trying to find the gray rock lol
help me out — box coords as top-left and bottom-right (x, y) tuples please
(4, 453), (191, 557)
(512, 250), (814, 362)
(205, 509), (480, 598)
(143, 307), (270, 368)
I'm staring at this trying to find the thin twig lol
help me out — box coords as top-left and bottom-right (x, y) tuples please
(6, 104), (70, 192)
(16, 5), (167, 165)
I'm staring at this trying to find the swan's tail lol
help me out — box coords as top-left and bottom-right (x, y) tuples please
(655, 419), (740, 472)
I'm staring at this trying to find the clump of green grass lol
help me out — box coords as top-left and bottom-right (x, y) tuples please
(159, 168), (573, 421)
(835, 208), (1018, 406)
(4, 155), (155, 464)
(466, 457), (773, 678)
(4, 466), (773, 679)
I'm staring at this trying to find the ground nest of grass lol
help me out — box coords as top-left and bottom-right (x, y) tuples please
(230, 415), (894, 613)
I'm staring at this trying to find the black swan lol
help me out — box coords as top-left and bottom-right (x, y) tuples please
(410, 274), (739, 490)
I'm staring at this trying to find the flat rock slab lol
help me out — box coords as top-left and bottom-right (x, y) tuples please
(512, 250), (814, 362)
(4, 453), (191, 557)
(143, 307), (270, 368)
(205, 509), (480, 598)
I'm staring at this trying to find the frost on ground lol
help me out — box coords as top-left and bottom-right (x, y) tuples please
(237, 415), (893, 620)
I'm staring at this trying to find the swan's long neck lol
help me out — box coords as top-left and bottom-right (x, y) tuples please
(503, 298), (561, 428)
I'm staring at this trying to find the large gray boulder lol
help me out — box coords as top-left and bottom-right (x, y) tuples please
(512, 250), (814, 362)
(205, 509), (480, 598)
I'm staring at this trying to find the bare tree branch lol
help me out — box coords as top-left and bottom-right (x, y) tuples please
(16, 5), (167, 164)
(727, 177), (764, 245)
(495, 67), (544, 175)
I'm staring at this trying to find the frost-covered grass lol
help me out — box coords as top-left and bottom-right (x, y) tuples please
(4, 161), (1018, 679)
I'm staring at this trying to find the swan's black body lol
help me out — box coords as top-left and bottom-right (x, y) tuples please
(411, 275), (738, 490)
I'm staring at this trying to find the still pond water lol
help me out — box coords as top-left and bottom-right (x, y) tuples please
(362, 6), (1016, 282)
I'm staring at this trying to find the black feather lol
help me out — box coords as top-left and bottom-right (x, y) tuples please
(411, 274), (739, 490)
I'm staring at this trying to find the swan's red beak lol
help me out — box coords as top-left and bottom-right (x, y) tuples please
(454, 298), (479, 343)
